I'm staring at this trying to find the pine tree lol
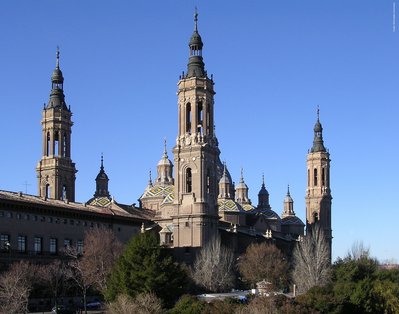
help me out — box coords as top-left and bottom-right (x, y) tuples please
(105, 232), (187, 307)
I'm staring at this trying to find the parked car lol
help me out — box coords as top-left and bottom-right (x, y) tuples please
(51, 305), (75, 314)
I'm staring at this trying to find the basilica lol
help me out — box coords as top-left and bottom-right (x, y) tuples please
(0, 12), (332, 265)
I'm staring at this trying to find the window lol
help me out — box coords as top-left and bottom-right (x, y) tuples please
(206, 169), (211, 193)
(197, 102), (203, 133)
(62, 133), (67, 157)
(54, 131), (59, 156)
(186, 168), (192, 193)
(322, 167), (325, 186)
(18, 236), (27, 253)
(314, 168), (318, 186)
(0, 234), (10, 251)
(307, 169), (310, 187)
(34, 237), (42, 254)
(46, 132), (50, 156)
(77, 240), (83, 255)
(24, 214), (29, 220)
(64, 239), (72, 248)
(45, 184), (50, 198)
(6, 212), (12, 218)
(49, 238), (57, 254)
(186, 103), (191, 133)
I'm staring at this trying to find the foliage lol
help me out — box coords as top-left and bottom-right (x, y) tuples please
(0, 261), (35, 314)
(295, 252), (399, 314)
(192, 236), (235, 292)
(238, 242), (289, 289)
(105, 232), (187, 308)
(292, 224), (331, 293)
(108, 293), (164, 314)
(167, 294), (206, 314)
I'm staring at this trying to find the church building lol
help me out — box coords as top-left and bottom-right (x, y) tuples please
(0, 12), (332, 266)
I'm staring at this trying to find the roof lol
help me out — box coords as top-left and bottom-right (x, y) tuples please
(281, 215), (305, 226)
(0, 190), (153, 222)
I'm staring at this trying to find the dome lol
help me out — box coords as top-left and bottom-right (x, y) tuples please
(257, 208), (280, 220)
(314, 120), (322, 132)
(281, 215), (304, 226)
(96, 170), (108, 181)
(218, 199), (244, 212)
(189, 31), (203, 49)
(258, 185), (269, 196)
(157, 157), (173, 167)
(284, 194), (293, 203)
(51, 67), (64, 83)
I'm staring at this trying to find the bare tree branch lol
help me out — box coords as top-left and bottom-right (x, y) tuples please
(192, 237), (235, 292)
(292, 224), (331, 294)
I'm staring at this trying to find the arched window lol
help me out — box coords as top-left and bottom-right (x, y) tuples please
(313, 212), (319, 223)
(206, 169), (211, 193)
(62, 133), (67, 157)
(46, 132), (50, 156)
(307, 169), (310, 187)
(206, 105), (210, 134)
(54, 131), (59, 156)
(186, 168), (192, 193)
(314, 168), (318, 186)
(322, 167), (325, 186)
(186, 103), (191, 134)
(197, 102), (203, 133)
(45, 184), (51, 198)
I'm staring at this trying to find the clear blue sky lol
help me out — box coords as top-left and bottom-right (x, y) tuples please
(0, 1), (398, 262)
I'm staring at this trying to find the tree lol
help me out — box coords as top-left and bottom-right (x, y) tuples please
(107, 293), (164, 314)
(192, 236), (235, 292)
(0, 261), (34, 314)
(37, 260), (69, 310)
(80, 227), (122, 293)
(238, 242), (289, 289)
(65, 227), (122, 314)
(105, 232), (187, 308)
(292, 224), (331, 294)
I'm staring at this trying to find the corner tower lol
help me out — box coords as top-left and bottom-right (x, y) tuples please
(172, 11), (220, 248)
(305, 109), (332, 257)
(36, 48), (77, 201)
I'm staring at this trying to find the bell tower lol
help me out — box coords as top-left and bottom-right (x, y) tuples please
(172, 11), (220, 248)
(36, 48), (77, 201)
(305, 108), (332, 258)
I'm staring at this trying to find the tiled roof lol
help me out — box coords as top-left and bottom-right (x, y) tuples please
(0, 190), (153, 221)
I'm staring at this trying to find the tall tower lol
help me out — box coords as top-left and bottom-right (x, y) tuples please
(36, 48), (77, 201)
(305, 109), (332, 258)
(172, 11), (220, 248)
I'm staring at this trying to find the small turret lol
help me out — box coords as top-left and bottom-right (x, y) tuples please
(282, 185), (295, 218)
(186, 9), (206, 78)
(156, 140), (174, 185)
(236, 168), (250, 204)
(218, 162), (232, 199)
(258, 174), (271, 210)
(94, 154), (110, 198)
(47, 47), (68, 110)
(311, 107), (326, 153)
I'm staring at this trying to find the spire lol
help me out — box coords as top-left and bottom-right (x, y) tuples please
(282, 184), (295, 217)
(218, 162), (231, 199)
(148, 170), (153, 187)
(156, 139), (174, 185)
(94, 154), (110, 198)
(258, 173), (271, 210)
(236, 167), (250, 204)
(186, 9), (206, 78)
(311, 106), (326, 152)
(48, 47), (67, 110)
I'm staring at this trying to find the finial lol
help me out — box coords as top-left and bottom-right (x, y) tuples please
(262, 173), (265, 186)
(287, 184), (290, 196)
(223, 161), (227, 175)
(194, 7), (198, 32)
(56, 46), (60, 68)
(317, 105), (320, 121)
(163, 138), (167, 157)
(100, 153), (104, 170)
(148, 170), (153, 186)
(240, 167), (244, 183)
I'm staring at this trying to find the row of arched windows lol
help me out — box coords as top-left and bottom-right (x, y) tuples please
(185, 102), (211, 135)
(308, 167), (328, 187)
(46, 131), (68, 157)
